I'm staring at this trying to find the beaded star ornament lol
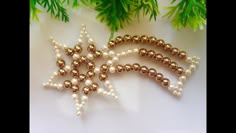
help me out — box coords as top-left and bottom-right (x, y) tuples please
(43, 24), (200, 116)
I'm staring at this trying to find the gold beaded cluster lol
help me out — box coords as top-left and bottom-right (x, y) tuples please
(43, 25), (200, 117)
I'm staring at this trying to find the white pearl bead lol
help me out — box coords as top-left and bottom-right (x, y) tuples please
(76, 111), (81, 116)
(103, 91), (108, 95)
(73, 53), (80, 60)
(50, 36), (53, 40)
(94, 67), (100, 74)
(121, 52), (126, 56)
(75, 103), (80, 107)
(75, 99), (79, 103)
(172, 90), (178, 96)
(76, 107), (81, 111)
(111, 93), (115, 97)
(72, 94), (78, 99)
(107, 60), (113, 66)
(97, 88), (103, 94)
(87, 54), (94, 60)
(133, 48), (139, 53)
(57, 84), (63, 90)
(85, 79), (92, 86)
(185, 69), (192, 77)
(178, 88), (183, 93)
(81, 95), (88, 101)
(63, 44), (68, 48)
(48, 79), (52, 83)
(52, 40), (56, 44)
(114, 96), (118, 99)
(168, 84), (176, 91)
(71, 78), (78, 85)
(112, 56), (119, 63)
(192, 56), (200, 61)
(107, 92), (111, 95)
(88, 38), (94, 44)
(102, 46), (109, 51)
(78, 104), (83, 108)
(109, 51), (115, 57)
(185, 57), (192, 64)
(109, 88), (114, 92)
(65, 65), (71, 71)
(176, 92), (182, 97)
(104, 80), (110, 87)
(109, 66), (116, 73)
(103, 52), (109, 58)
(81, 101), (85, 105)
(193, 61), (200, 66)
(127, 50), (132, 54)
(78, 39), (82, 44)
(56, 54), (61, 58)
(179, 76), (187, 82)
(54, 46), (58, 49)
(43, 83), (47, 87)
(116, 53), (121, 57)
(190, 64), (196, 71)
(177, 81), (183, 88)
(55, 49), (60, 53)
(53, 72), (58, 76)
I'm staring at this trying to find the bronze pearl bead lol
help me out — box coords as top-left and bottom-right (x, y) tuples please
(65, 48), (74, 56)
(162, 57), (171, 65)
(87, 61), (95, 70)
(63, 80), (72, 89)
(71, 60), (80, 68)
(156, 39), (165, 47)
(83, 87), (90, 95)
(171, 48), (179, 56)
(169, 62), (178, 70)
(140, 66), (149, 75)
(163, 43), (172, 51)
(100, 64), (109, 72)
(94, 50), (102, 58)
(148, 68), (157, 77)
(123, 34), (132, 42)
(132, 35), (140, 43)
(79, 56), (88, 63)
(58, 69), (67, 76)
(132, 63), (141, 71)
(147, 50), (156, 58)
(99, 73), (108, 81)
(178, 51), (187, 59)
(115, 36), (123, 44)
(90, 83), (99, 91)
(139, 48), (148, 56)
(72, 85), (79, 92)
(79, 74), (86, 82)
(108, 40), (116, 48)
(161, 78), (170, 88)
(86, 70), (95, 79)
(74, 45), (82, 53)
(155, 73), (163, 82)
(56, 59), (65, 68)
(140, 35), (149, 43)
(87, 44), (96, 53)
(115, 65), (124, 73)
(148, 36), (157, 44)
(70, 69), (79, 77)
(154, 54), (163, 61)
(124, 64), (133, 72)
(176, 67), (184, 75)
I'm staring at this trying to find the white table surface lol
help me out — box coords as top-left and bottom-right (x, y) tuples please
(30, 2), (206, 133)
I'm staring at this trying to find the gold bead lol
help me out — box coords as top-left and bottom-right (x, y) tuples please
(87, 44), (96, 53)
(94, 50), (102, 58)
(132, 63), (141, 71)
(65, 48), (74, 56)
(161, 78), (170, 88)
(108, 40), (116, 48)
(162, 57), (171, 65)
(163, 43), (172, 51)
(140, 66), (149, 75)
(115, 65), (124, 73)
(155, 73), (163, 82)
(70, 69), (79, 77)
(154, 54), (163, 61)
(74, 45), (82, 53)
(58, 69), (67, 76)
(115, 36), (123, 44)
(56, 59), (65, 68)
(124, 64), (133, 72)
(169, 62), (178, 70)
(79, 74), (86, 82)
(148, 36), (157, 44)
(171, 48), (179, 56)
(79, 55), (88, 63)
(99, 73), (108, 81)
(82, 87), (90, 95)
(90, 83), (99, 91)
(72, 85), (79, 92)
(71, 60), (80, 68)
(139, 48), (147, 56)
(140, 35), (149, 43)
(178, 51), (187, 59)
(176, 67), (184, 75)
(156, 39), (165, 47)
(63, 80), (72, 89)
(123, 34), (132, 42)
(87, 61), (95, 70)
(132, 35), (140, 43)
(148, 68), (157, 77)
(100, 64), (109, 72)
(86, 70), (95, 79)
(147, 50), (156, 58)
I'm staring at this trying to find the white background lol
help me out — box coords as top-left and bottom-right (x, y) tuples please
(30, 1), (206, 133)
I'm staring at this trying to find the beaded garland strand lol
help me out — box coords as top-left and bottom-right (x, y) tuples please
(43, 24), (200, 117)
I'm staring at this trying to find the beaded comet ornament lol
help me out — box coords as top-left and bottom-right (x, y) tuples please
(43, 24), (200, 116)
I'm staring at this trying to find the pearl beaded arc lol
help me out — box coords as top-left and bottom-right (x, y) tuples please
(43, 24), (200, 117)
